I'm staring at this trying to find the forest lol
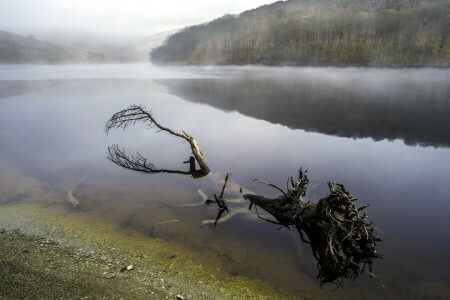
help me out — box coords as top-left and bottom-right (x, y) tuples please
(151, 0), (450, 66)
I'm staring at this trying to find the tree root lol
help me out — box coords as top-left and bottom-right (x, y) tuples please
(244, 169), (381, 285)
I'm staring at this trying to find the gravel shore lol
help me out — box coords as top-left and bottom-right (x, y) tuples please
(0, 204), (293, 300)
(0, 228), (169, 299)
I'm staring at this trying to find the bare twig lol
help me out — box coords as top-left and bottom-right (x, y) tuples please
(252, 178), (287, 196)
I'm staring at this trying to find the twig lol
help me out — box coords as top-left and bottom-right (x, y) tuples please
(252, 178), (287, 196)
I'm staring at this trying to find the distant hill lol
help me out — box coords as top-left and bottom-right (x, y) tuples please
(111, 30), (179, 62)
(0, 30), (104, 64)
(151, 0), (450, 67)
(32, 30), (177, 63)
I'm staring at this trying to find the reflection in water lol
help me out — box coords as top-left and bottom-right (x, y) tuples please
(0, 80), (60, 101)
(160, 77), (450, 148)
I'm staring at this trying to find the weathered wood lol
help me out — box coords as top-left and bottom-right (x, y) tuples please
(105, 105), (210, 178)
(243, 170), (381, 285)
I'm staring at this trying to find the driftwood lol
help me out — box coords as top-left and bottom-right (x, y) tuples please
(104, 107), (380, 285)
(243, 169), (381, 285)
(105, 105), (210, 178)
(203, 170), (380, 285)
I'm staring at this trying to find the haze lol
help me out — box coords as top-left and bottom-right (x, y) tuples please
(0, 0), (276, 38)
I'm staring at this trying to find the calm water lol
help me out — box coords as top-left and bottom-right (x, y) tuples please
(0, 64), (449, 299)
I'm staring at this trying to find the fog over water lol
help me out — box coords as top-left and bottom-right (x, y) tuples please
(0, 64), (449, 299)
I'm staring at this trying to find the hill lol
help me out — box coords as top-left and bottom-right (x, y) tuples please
(111, 30), (179, 62)
(151, 0), (450, 67)
(0, 30), (104, 64)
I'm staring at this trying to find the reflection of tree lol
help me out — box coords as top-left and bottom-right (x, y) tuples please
(0, 80), (59, 101)
(161, 78), (450, 148)
(105, 105), (210, 178)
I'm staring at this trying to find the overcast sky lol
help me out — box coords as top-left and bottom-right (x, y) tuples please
(0, 0), (277, 38)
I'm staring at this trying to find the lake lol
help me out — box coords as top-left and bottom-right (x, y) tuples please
(0, 64), (449, 299)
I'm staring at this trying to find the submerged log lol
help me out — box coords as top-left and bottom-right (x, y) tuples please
(243, 169), (381, 285)
(67, 177), (86, 208)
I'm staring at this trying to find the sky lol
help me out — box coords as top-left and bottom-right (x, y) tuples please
(0, 0), (277, 38)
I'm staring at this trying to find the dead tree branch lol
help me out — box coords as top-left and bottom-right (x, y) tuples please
(244, 168), (381, 285)
(105, 105), (210, 178)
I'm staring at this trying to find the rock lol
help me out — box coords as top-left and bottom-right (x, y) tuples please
(102, 272), (116, 279)
(126, 265), (134, 271)
(176, 294), (186, 300)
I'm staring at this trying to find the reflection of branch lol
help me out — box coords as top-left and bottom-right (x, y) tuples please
(205, 173), (231, 226)
(105, 105), (210, 178)
(107, 145), (190, 175)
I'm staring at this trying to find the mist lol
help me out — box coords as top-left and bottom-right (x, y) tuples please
(1, 1), (450, 299)
(0, 0), (276, 38)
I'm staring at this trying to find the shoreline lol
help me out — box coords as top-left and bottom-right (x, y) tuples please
(0, 204), (294, 300)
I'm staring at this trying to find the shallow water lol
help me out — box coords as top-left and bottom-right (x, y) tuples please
(0, 64), (449, 299)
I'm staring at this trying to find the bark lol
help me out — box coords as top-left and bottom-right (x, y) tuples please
(105, 105), (210, 178)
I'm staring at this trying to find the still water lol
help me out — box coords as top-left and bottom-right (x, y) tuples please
(0, 64), (449, 299)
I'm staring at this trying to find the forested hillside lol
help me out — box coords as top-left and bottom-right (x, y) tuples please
(0, 31), (104, 64)
(151, 0), (450, 66)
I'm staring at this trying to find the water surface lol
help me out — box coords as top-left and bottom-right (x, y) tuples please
(0, 64), (449, 299)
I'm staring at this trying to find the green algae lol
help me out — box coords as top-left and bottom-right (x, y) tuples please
(0, 203), (295, 300)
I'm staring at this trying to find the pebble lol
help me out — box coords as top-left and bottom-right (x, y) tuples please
(102, 272), (116, 279)
(176, 294), (186, 300)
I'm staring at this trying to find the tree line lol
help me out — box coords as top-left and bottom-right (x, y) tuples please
(151, 0), (450, 67)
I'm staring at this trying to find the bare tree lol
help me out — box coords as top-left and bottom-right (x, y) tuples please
(105, 105), (210, 178)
